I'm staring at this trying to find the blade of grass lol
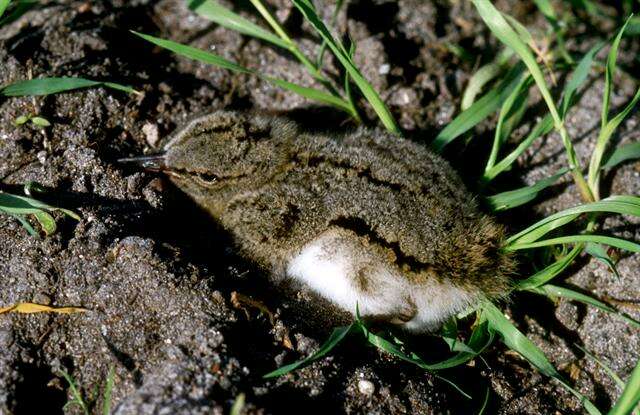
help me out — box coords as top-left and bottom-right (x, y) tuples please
(478, 386), (491, 415)
(131, 31), (355, 115)
(248, 0), (321, 77)
(1, 77), (140, 96)
(516, 244), (583, 290)
(482, 114), (554, 183)
(472, 0), (594, 202)
(600, 17), (630, 130)
(561, 42), (603, 119)
(0, 191), (80, 219)
(432, 63), (525, 152)
(263, 323), (354, 378)
(588, 16), (640, 200)
(102, 365), (115, 415)
(60, 370), (89, 415)
(486, 168), (568, 211)
(482, 302), (601, 415)
(585, 242), (621, 279)
(471, 0), (560, 127)
(577, 345), (626, 390)
(0, 0), (36, 26)
(507, 234), (640, 253)
(579, 345), (640, 415)
(506, 195), (640, 245)
(0, 0), (10, 18)
(230, 393), (246, 415)
(291, 0), (400, 134)
(483, 42), (600, 183)
(485, 75), (532, 172)
(529, 284), (640, 329)
(187, 0), (288, 49)
(609, 358), (640, 415)
(360, 327), (472, 398)
(602, 142), (640, 170)
(316, 0), (345, 68)
(8, 213), (37, 236)
(188, 0), (342, 100)
(461, 48), (513, 110)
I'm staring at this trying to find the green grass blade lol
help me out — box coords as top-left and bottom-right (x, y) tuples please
(482, 302), (601, 415)
(609, 358), (640, 415)
(187, 0), (288, 49)
(1, 77), (138, 96)
(0, 0), (10, 18)
(102, 365), (115, 415)
(585, 242), (621, 279)
(561, 42), (602, 120)
(59, 370), (89, 415)
(100, 81), (141, 95)
(131, 31), (353, 115)
(485, 75), (532, 171)
(577, 345), (626, 390)
(600, 17), (631, 129)
(471, 0), (561, 127)
(32, 211), (56, 236)
(0, 191), (80, 219)
(432, 63), (525, 152)
(506, 196), (640, 245)
(263, 324), (354, 378)
(265, 76), (354, 113)
(230, 393), (246, 415)
(483, 43), (599, 183)
(532, 0), (555, 21)
(2, 77), (98, 95)
(6, 213), (37, 236)
(0, 0), (36, 26)
(487, 168), (567, 211)
(516, 245), (583, 290)
(363, 329), (472, 397)
(478, 386), (491, 415)
(588, 17), (640, 199)
(132, 31), (251, 73)
(482, 114), (554, 183)
(472, 0), (594, 201)
(602, 142), (640, 170)
(291, 0), (400, 134)
(507, 234), (640, 253)
(529, 284), (640, 329)
(316, 0), (345, 68)
(0, 189), (79, 236)
(482, 302), (558, 377)
(461, 48), (513, 110)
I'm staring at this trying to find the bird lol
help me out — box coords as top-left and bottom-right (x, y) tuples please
(121, 110), (515, 332)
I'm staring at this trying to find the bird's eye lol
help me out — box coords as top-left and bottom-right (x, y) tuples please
(191, 171), (219, 186)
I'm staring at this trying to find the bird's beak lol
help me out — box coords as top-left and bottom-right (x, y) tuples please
(117, 153), (166, 172)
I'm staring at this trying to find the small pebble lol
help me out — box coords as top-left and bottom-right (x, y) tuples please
(36, 150), (47, 165)
(357, 379), (375, 396)
(143, 122), (160, 147)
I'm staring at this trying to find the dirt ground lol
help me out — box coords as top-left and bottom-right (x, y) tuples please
(0, 1), (639, 414)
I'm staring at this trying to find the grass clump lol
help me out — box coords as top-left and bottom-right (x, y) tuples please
(59, 365), (116, 415)
(133, 0), (399, 133)
(0, 183), (79, 237)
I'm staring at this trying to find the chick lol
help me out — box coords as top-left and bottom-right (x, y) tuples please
(130, 111), (514, 332)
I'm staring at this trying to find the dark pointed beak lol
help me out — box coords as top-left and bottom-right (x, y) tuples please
(117, 153), (166, 172)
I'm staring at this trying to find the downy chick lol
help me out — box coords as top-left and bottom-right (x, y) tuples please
(130, 111), (514, 332)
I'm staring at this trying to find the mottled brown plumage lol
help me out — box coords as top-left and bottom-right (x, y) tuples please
(148, 110), (514, 331)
